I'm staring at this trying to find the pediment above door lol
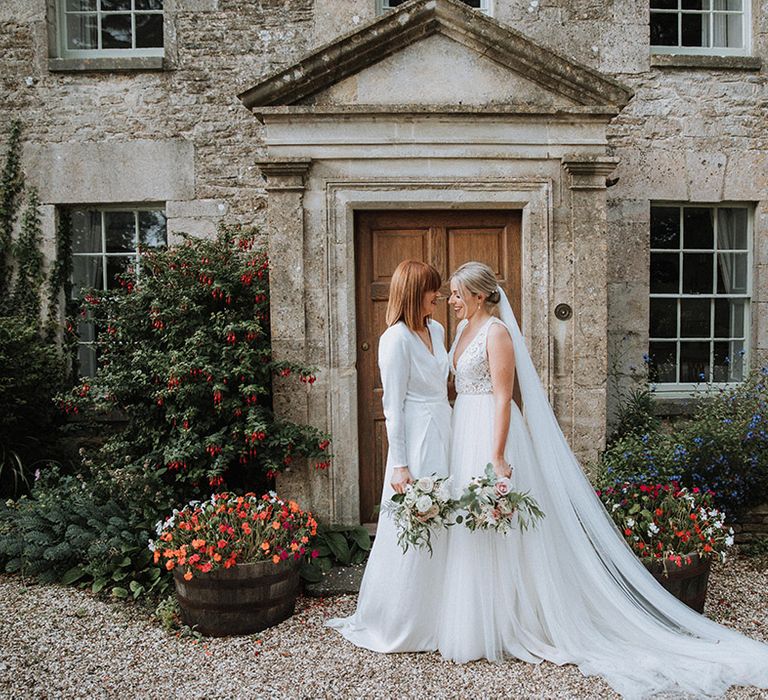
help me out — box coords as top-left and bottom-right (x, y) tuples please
(239, 0), (632, 117)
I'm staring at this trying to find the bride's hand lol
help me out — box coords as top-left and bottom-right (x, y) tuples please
(391, 466), (414, 494)
(492, 457), (512, 480)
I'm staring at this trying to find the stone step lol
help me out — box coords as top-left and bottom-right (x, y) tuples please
(303, 564), (365, 597)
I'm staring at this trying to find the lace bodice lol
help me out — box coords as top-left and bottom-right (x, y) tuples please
(449, 318), (503, 395)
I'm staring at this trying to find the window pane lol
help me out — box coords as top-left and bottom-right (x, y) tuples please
(680, 341), (710, 382)
(105, 211), (136, 252)
(682, 12), (709, 46)
(682, 252), (713, 294)
(717, 208), (748, 249)
(102, 13), (132, 49)
(716, 253), (748, 294)
(683, 0), (710, 8)
(72, 210), (102, 253)
(136, 0), (164, 8)
(714, 298), (745, 337)
(66, 0), (97, 9)
(728, 339), (745, 381)
(135, 13), (164, 48)
(100, 0), (131, 9)
(106, 256), (132, 290)
(72, 256), (104, 296)
(651, 253), (679, 293)
(650, 206), (680, 249)
(651, 12), (679, 45)
(651, 0), (678, 7)
(713, 0), (741, 9)
(713, 341), (729, 381)
(713, 11), (743, 47)
(680, 298), (711, 338)
(649, 342), (677, 383)
(66, 13), (98, 50)
(683, 208), (714, 248)
(139, 211), (167, 247)
(78, 343), (98, 377)
(650, 298), (677, 338)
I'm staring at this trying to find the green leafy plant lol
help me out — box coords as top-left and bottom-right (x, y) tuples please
(57, 228), (331, 492)
(299, 524), (372, 583)
(598, 369), (768, 517)
(0, 463), (175, 599)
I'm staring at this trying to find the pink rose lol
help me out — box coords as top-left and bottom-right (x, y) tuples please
(495, 478), (512, 497)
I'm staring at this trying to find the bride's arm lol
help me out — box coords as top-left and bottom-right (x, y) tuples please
(487, 323), (516, 479)
(379, 328), (413, 493)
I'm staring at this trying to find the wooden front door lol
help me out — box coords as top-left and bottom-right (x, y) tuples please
(355, 210), (522, 523)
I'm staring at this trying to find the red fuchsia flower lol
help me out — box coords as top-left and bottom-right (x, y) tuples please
(279, 367), (291, 378)
(319, 439), (330, 451)
(314, 461), (331, 471)
(213, 390), (223, 405)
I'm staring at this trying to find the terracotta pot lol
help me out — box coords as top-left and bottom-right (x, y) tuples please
(173, 558), (300, 637)
(644, 553), (712, 613)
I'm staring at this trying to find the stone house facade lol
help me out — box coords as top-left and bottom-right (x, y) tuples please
(2, 0), (766, 524)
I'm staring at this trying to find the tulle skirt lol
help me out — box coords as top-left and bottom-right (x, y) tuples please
(438, 393), (768, 700)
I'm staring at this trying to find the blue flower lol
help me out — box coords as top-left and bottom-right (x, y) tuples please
(642, 353), (651, 364)
(699, 372), (706, 381)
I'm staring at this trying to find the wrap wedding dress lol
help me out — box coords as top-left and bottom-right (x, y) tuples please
(327, 319), (452, 652)
(437, 288), (768, 699)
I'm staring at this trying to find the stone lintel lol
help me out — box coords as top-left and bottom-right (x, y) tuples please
(562, 157), (618, 190)
(256, 158), (312, 191)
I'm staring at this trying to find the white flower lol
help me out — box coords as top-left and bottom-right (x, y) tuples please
(612, 503), (620, 512)
(416, 477), (435, 493)
(647, 522), (659, 535)
(725, 534), (734, 547)
(415, 495), (433, 512)
(626, 518), (635, 528)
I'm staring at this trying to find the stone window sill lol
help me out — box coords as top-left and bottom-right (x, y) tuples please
(48, 56), (166, 72)
(651, 395), (697, 417)
(650, 54), (762, 71)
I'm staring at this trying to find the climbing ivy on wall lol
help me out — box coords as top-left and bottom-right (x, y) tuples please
(0, 120), (73, 496)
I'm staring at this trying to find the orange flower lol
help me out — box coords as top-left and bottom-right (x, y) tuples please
(184, 569), (193, 581)
(301, 536), (309, 544)
(272, 554), (280, 564)
(271, 521), (280, 530)
(192, 538), (206, 549)
(242, 522), (252, 535)
(290, 542), (299, 552)
(213, 553), (222, 562)
(153, 550), (161, 564)
(261, 542), (270, 551)
(166, 560), (175, 570)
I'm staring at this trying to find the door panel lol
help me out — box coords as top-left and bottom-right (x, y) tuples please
(355, 210), (522, 523)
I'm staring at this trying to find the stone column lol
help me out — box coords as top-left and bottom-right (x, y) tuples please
(562, 156), (618, 467)
(256, 158), (318, 508)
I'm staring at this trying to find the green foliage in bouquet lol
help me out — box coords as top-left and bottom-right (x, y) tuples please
(57, 228), (332, 492)
(455, 463), (545, 533)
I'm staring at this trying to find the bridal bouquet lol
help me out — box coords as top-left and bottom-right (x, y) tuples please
(383, 475), (456, 555)
(456, 463), (545, 534)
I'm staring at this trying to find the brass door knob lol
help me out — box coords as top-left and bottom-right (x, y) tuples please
(361, 341), (370, 351)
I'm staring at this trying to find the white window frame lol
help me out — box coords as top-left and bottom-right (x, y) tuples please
(71, 205), (167, 376)
(379, 0), (492, 15)
(650, 0), (751, 57)
(57, 0), (164, 59)
(648, 203), (753, 398)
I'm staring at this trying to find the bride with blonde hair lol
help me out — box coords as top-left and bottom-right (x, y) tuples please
(439, 260), (768, 698)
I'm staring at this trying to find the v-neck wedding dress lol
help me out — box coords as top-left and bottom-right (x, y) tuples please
(436, 297), (768, 699)
(326, 319), (452, 652)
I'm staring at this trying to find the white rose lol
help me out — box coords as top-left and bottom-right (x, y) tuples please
(415, 495), (433, 512)
(416, 477), (435, 493)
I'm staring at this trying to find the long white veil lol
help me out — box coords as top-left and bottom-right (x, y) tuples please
(494, 286), (768, 698)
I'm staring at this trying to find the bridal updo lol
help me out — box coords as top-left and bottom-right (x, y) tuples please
(451, 261), (501, 307)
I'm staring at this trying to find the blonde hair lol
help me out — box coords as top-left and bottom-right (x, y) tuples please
(385, 260), (442, 331)
(450, 261), (500, 307)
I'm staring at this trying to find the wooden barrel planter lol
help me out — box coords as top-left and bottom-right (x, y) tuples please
(644, 554), (712, 613)
(173, 558), (301, 637)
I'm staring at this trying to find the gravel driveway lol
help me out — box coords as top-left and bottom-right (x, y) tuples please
(1, 555), (767, 700)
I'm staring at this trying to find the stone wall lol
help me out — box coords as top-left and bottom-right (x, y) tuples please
(732, 503), (768, 545)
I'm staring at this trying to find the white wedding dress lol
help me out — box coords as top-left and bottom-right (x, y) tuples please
(437, 292), (768, 699)
(326, 319), (452, 652)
